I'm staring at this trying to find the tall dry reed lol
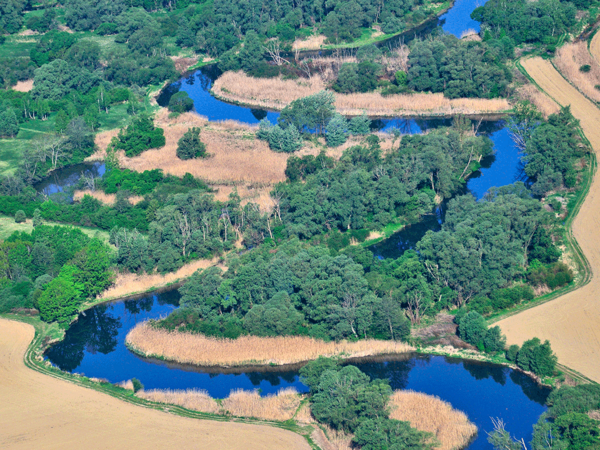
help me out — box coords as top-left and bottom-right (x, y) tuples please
(137, 388), (221, 413)
(222, 388), (301, 420)
(389, 390), (477, 450)
(96, 258), (221, 301)
(73, 190), (144, 206)
(137, 387), (301, 421)
(292, 34), (327, 51)
(126, 322), (414, 367)
(211, 71), (511, 116)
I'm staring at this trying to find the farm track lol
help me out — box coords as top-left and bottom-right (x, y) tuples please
(0, 318), (311, 450)
(496, 57), (600, 383)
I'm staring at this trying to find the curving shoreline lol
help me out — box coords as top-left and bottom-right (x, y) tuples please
(125, 321), (414, 368)
(211, 71), (512, 118)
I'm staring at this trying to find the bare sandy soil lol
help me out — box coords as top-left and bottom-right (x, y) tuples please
(0, 318), (310, 450)
(496, 57), (600, 382)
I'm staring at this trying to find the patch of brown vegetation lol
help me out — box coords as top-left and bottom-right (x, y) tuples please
(170, 56), (199, 73)
(0, 318), (311, 450)
(292, 34), (327, 51)
(96, 258), (220, 301)
(412, 313), (474, 350)
(496, 57), (600, 383)
(212, 71), (511, 116)
(515, 83), (560, 117)
(12, 79), (33, 92)
(554, 42), (600, 102)
(389, 390), (477, 450)
(126, 322), (414, 367)
(73, 190), (144, 205)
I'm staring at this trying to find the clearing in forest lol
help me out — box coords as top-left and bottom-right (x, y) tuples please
(495, 57), (600, 383)
(0, 318), (310, 450)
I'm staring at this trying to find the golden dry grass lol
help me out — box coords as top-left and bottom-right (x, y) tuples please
(212, 71), (511, 116)
(554, 42), (600, 102)
(73, 190), (144, 205)
(496, 57), (600, 383)
(292, 34), (327, 50)
(95, 258), (220, 301)
(126, 322), (414, 367)
(0, 318), (311, 450)
(137, 388), (221, 413)
(12, 79), (33, 92)
(590, 31), (600, 66)
(222, 388), (301, 420)
(138, 387), (302, 421)
(515, 83), (560, 117)
(389, 390), (477, 450)
(90, 109), (291, 185)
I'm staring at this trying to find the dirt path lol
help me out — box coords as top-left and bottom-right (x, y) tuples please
(0, 318), (310, 450)
(496, 57), (600, 382)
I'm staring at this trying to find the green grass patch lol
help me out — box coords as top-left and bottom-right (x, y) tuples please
(0, 215), (112, 243)
(0, 35), (39, 58)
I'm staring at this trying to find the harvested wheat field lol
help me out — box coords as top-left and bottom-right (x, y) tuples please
(0, 319), (310, 450)
(212, 71), (511, 116)
(590, 31), (600, 67)
(389, 391), (477, 450)
(126, 321), (414, 367)
(554, 42), (600, 102)
(495, 57), (600, 382)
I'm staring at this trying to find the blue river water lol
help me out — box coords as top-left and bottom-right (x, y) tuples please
(439, 0), (485, 36)
(46, 291), (549, 450)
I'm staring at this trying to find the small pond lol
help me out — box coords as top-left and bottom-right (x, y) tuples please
(45, 290), (549, 450)
(34, 162), (106, 200)
(439, 0), (486, 37)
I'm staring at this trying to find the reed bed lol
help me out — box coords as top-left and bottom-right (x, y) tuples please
(73, 190), (144, 205)
(137, 388), (221, 413)
(115, 379), (135, 391)
(515, 84), (560, 117)
(137, 387), (301, 421)
(97, 258), (220, 301)
(126, 322), (414, 367)
(222, 388), (301, 420)
(292, 34), (327, 50)
(554, 41), (600, 103)
(311, 424), (353, 450)
(212, 71), (511, 116)
(389, 390), (477, 450)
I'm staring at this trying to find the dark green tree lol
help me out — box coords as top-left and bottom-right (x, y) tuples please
(176, 127), (206, 160)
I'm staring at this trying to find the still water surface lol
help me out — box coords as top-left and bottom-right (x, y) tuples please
(46, 290), (549, 450)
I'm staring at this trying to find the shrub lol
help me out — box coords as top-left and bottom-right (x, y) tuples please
(257, 119), (302, 153)
(506, 344), (520, 362)
(14, 210), (26, 223)
(349, 113), (371, 135)
(114, 115), (165, 157)
(516, 337), (557, 376)
(579, 64), (591, 73)
(168, 91), (194, 113)
(325, 114), (349, 147)
(176, 127), (206, 160)
(131, 378), (144, 393)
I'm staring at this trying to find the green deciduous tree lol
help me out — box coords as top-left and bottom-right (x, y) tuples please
(176, 127), (206, 160)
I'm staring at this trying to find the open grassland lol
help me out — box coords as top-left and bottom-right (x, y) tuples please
(0, 318), (311, 450)
(126, 321), (414, 367)
(0, 118), (55, 177)
(496, 57), (600, 383)
(389, 391), (477, 450)
(554, 41), (600, 103)
(138, 388), (302, 421)
(93, 257), (221, 303)
(0, 216), (110, 243)
(212, 71), (511, 117)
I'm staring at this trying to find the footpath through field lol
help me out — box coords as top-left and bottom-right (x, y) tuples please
(496, 57), (600, 382)
(0, 318), (310, 450)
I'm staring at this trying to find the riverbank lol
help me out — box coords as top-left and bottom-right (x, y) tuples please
(0, 317), (312, 450)
(125, 321), (414, 367)
(495, 57), (600, 384)
(211, 71), (512, 117)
